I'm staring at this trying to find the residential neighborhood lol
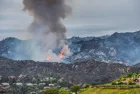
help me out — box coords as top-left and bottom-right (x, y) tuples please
(0, 73), (140, 94)
(0, 75), (70, 94)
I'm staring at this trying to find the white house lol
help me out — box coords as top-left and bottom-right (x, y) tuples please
(2, 83), (9, 86)
(26, 83), (33, 87)
(39, 83), (46, 86)
(16, 83), (23, 86)
(49, 84), (55, 87)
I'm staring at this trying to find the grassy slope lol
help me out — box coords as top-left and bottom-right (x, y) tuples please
(81, 87), (140, 94)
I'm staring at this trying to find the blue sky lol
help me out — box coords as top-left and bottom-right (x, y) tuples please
(0, 0), (140, 40)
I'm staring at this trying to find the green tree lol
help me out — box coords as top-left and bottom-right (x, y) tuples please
(20, 84), (28, 94)
(59, 88), (70, 94)
(84, 84), (92, 88)
(70, 85), (80, 94)
(126, 73), (133, 78)
(9, 78), (16, 86)
(120, 77), (126, 81)
(1, 76), (9, 82)
(128, 79), (136, 85)
(43, 88), (59, 94)
(59, 81), (71, 88)
(132, 73), (138, 79)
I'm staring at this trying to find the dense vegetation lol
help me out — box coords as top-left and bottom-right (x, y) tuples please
(81, 88), (140, 94)
(111, 73), (140, 85)
(43, 85), (91, 94)
(34, 73), (140, 94)
(81, 73), (140, 94)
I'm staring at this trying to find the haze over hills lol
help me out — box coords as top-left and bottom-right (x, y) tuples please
(68, 30), (140, 65)
(1, 31), (140, 92)
(1, 30), (140, 65)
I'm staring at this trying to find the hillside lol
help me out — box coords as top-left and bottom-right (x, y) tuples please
(81, 73), (140, 94)
(68, 30), (140, 65)
(81, 88), (140, 94)
(1, 31), (140, 65)
(0, 57), (140, 85)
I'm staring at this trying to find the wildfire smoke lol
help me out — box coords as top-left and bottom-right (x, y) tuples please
(22, 0), (72, 61)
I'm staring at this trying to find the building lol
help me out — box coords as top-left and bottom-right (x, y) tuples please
(0, 84), (10, 93)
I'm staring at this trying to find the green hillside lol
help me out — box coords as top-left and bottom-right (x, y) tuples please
(81, 88), (140, 94)
(81, 73), (140, 94)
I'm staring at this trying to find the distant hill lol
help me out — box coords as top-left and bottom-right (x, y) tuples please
(0, 58), (140, 85)
(133, 63), (140, 67)
(1, 30), (140, 65)
(68, 30), (140, 65)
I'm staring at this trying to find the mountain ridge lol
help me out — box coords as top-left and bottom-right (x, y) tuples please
(1, 30), (140, 65)
(0, 57), (140, 85)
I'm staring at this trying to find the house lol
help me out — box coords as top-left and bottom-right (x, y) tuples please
(8, 76), (16, 79)
(2, 83), (9, 86)
(0, 84), (10, 94)
(124, 73), (140, 85)
(26, 83), (33, 87)
(33, 84), (38, 86)
(16, 83), (23, 86)
(39, 83), (46, 86)
(18, 74), (26, 78)
(44, 86), (50, 90)
(58, 78), (64, 83)
(138, 77), (140, 85)
(135, 77), (140, 85)
(30, 92), (37, 94)
(49, 84), (55, 87)
(123, 78), (130, 85)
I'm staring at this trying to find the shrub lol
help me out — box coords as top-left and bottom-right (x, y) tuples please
(59, 88), (70, 94)
(118, 82), (124, 85)
(128, 79), (136, 85)
(120, 77), (126, 81)
(111, 80), (118, 85)
(126, 73), (133, 78)
(43, 88), (59, 94)
(84, 84), (92, 88)
(70, 85), (80, 94)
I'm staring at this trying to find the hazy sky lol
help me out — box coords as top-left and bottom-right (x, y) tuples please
(0, 0), (140, 40)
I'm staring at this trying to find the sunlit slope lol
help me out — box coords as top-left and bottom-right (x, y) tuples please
(81, 88), (140, 94)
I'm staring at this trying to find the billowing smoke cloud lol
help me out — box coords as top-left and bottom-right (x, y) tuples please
(18, 0), (72, 61)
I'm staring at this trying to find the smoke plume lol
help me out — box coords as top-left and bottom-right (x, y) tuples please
(21, 0), (72, 61)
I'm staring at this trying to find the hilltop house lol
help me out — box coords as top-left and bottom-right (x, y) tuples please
(134, 77), (140, 85)
(123, 74), (140, 85)
(0, 83), (10, 93)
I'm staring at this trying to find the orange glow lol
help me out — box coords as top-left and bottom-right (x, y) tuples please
(59, 49), (66, 59)
(46, 56), (53, 61)
(45, 45), (70, 61)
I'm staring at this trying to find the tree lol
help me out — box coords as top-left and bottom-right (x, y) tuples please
(43, 88), (59, 94)
(128, 79), (135, 85)
(9, 78), (16, 86)
(70, 85), (80, 94)
(126, 73), (133, 78)
(120, 77), (126, 81)
(84, 84), (92, 88)
(132, 73), (138, 79)
(20, 84), (28, 94)
(58, 81), (71, 87)
(59, 88), (70, 94)
(1, 76), (9, 82)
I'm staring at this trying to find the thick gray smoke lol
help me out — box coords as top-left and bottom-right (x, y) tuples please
(18, 0), (72, 61)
